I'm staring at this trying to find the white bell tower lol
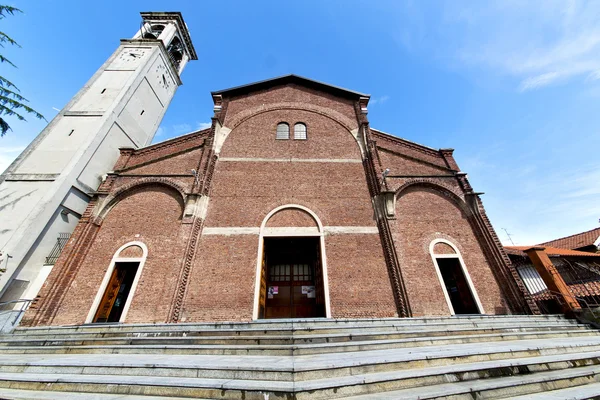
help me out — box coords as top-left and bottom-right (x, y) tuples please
(0, 12), (197, 322)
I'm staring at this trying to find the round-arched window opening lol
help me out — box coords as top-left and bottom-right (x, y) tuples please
(168, 37), (184, 67)
(151, 24), (165, 34)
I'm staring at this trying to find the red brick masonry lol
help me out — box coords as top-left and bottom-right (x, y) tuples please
(23, 76), (535, 326)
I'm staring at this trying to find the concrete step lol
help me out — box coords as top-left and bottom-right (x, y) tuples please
(0, 388), (199, 400)
(0, 326), (592, 349)
(294, 351), (600, 399)
(4, 321), (587, 342)
(0, 357), (598, 400)
(502, 381), (600, 399)
(336, 364), (600, 399)
(0, 330), (597, 356)
(1, 316), (597, 399)
(0, 337), (598, 382)
(10, 315), (574, 336)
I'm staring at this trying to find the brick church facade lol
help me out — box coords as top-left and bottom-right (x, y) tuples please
(23, 75), (536, 326)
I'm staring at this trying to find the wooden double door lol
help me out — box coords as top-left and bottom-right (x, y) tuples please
(260, 237), (326, 319)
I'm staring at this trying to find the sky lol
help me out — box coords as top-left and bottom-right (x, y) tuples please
(1, 1), (599, 246)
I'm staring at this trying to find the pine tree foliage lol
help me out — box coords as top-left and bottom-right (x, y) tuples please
(0, 5), (44, 136)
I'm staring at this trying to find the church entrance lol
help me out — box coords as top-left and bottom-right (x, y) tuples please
(93, 262), (139, 323)
(259, 237), (326, 319)
(437, 258), (480, 315)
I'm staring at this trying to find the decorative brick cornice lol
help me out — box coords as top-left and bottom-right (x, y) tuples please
(98, 177), (188, 220)
(377, 146), (453, 172)
(395, 178), (466, 205)
(169, 216), (203, 322)
(371, 129), (441, 158)
(132, 129), (208, 157)
(362, 124), (412, 317)
(124, 132), (208, 170)
(226, 102), (358, 133)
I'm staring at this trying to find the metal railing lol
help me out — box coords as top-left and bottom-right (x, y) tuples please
(545, 289), (599, 319)
(0, 299), (32, 332)
(44, 233), (70, 265)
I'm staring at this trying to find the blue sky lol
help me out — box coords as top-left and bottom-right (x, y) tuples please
(1, 1), (599, 245)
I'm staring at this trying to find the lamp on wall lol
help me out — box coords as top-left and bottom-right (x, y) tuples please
(0, 251), (13, 273)
(381, 168), (390, 184)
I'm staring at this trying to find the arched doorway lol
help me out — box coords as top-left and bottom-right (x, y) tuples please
(86, 242), (148, 323)
(252, 205), (331, 319)
(430, 239), (484, 315)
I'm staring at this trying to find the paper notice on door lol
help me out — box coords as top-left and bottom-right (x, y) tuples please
(268, 286), (278, 298)
(302, 286), (315, 298)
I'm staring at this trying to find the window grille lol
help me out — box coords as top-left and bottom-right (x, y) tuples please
(294, 123), (307, 140)
(276, 123), (289, 140)
(269, 264), (291, 281)
(293, 264), (312, 281)
(44, 233), (71, 265)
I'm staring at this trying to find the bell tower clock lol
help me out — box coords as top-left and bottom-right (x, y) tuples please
(0, 12), (197, 322)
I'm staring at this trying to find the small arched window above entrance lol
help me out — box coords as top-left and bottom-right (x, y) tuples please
(294, 123), (307, 140)
(276, 122), (289, 140)
(429, 239), (484, 315)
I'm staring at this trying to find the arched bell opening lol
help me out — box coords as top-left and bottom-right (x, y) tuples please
(142, 24), (165, 39)
(167, 36), (184, 68)
(253, 205), (331, 319)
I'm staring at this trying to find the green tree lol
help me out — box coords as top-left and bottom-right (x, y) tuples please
(0, 5), (44, 136)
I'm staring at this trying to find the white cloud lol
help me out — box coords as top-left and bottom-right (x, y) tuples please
(172, 124), (192, 135)
(395, 1), (600, 91)
(518, 72), (563, 92)
(369, 95), (390, 105)
(197, 122), (212, 130)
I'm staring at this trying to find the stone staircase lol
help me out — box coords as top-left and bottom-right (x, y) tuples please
(0, 315), (598, 399)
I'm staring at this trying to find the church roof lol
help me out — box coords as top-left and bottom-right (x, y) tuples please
(211, 74), (370, 99)
(537, 227), (600, 251)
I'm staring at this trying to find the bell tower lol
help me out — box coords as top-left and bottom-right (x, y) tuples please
(0, 12), (197, 322)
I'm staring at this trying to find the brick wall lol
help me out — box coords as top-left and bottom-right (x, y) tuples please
(182, 87), (397, 320)
(390, 186), (506, 316)
(23, 80), (527, 326)
(48, 185), (191, 325)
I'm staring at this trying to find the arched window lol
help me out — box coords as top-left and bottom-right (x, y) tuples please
(276, 122), (290, 140)
(429, 239), (484, 315)
(294, 123), (307, 140)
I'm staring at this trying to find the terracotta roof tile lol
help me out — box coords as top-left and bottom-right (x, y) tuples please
(538, 227), (600, 250)
(504, 245), (600, 258)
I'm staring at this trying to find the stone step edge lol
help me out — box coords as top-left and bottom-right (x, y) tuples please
(13, 314), (568, 328)
(296, 350), (600, 391)
(2, 339), (600, 374)
(0, 329), (593, 349)
(335, 364), (600, 400)
(3, 323), (588, 340)
(1, 349), (599, 388)
(10, 316), (572, 334)
(0, 388), (206, 400)
(500, 381), (600, 400)
(0, 361), (598, 395)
